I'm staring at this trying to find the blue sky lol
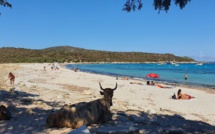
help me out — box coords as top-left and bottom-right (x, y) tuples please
(0, 0), (215, 61)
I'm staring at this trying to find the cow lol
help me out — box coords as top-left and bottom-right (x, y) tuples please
(46, 82), (117, 129)
(0, 105), (12, 120)
(8, 72), (15, 85)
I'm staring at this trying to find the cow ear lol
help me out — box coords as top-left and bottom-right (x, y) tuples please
(100, 91), (104, 95)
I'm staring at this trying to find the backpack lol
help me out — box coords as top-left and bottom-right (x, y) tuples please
(172, 93), (177, 99)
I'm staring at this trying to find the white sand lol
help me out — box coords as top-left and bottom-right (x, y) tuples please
(1, 63), (215, 133)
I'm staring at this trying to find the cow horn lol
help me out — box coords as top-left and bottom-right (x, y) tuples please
(113, 83), (117, 90)
(99, 82), (104, 91)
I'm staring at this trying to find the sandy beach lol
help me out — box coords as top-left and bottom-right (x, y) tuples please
(0, 63), (215, 134)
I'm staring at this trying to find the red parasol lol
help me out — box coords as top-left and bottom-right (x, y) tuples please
(146, 73), (159, 78)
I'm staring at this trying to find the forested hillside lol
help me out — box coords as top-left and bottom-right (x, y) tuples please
(0, 46), (194, 63)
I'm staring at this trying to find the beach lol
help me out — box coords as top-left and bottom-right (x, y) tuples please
(0, 63), (215, 134)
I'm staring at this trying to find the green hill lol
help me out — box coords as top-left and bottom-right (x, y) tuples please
(0, 46), (194, 63)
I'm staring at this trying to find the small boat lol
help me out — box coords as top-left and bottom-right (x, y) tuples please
(171, 59), (179, 66)
(173, 63), (179, 66)
(165, 61), (172, 64)
(196, 62), (203, 66)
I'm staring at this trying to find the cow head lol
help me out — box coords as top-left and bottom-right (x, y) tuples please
(0, 105), (12, 120)
(99, 83), (117, 106)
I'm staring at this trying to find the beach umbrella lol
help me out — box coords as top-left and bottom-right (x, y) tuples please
(146, 73), (159, 78)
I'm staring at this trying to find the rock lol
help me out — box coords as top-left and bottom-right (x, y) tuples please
(96, 126), (139, 134)
(68, 126), (91, 134)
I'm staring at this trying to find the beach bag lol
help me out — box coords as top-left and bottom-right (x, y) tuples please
(171, 93), (177, 99)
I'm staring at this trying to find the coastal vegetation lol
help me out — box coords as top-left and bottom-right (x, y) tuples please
(0, 46), (194, 63)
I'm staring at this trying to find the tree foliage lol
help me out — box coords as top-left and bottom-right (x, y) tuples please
(0, 0), (191, 14)
(1, 0), (191, 15)
(0, 0), (12, 15)
(0, 0), (11, 7)
(123, 0), (191, 13)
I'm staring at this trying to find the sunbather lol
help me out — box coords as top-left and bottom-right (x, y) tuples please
(157, 83), (172, 89)
(130, 82), (143, 85)
(116, 77), (129, 80)
(177, 89), (195, 100)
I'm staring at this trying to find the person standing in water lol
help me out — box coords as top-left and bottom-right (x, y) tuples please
(184, 73), (188, 80)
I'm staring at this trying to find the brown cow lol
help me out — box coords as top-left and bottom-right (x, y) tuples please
(8, 72), (15, 85)
(0, 105), (12, 120)
(46, 82), (117, 129)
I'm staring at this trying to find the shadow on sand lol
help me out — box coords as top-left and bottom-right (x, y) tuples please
(89, 109), (215, 134)
(0, 89), (215, 134)
(0, 89), (67, 134)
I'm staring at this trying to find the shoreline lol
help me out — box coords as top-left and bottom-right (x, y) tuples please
(68, 61), (212, 64)
(78, 69), (215, 94)
(65, 63), (215, 91)
(1, 63), (215, 133)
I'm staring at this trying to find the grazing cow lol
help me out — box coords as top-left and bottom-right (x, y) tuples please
(8, 72), (15, 85)
(0, 105), (12, 120)
(46, 82), (117, 129)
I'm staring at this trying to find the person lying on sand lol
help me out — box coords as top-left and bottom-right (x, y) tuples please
(130, 82), (143, 85)
(116, 77), (129, 80)
(177, 89), (195, 100)
(157, 84), (172, 89)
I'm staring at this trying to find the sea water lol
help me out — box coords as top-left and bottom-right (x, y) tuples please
(66, 63), (215, 88)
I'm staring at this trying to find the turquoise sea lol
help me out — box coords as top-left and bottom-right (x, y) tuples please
(66, 63), (215, 89)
